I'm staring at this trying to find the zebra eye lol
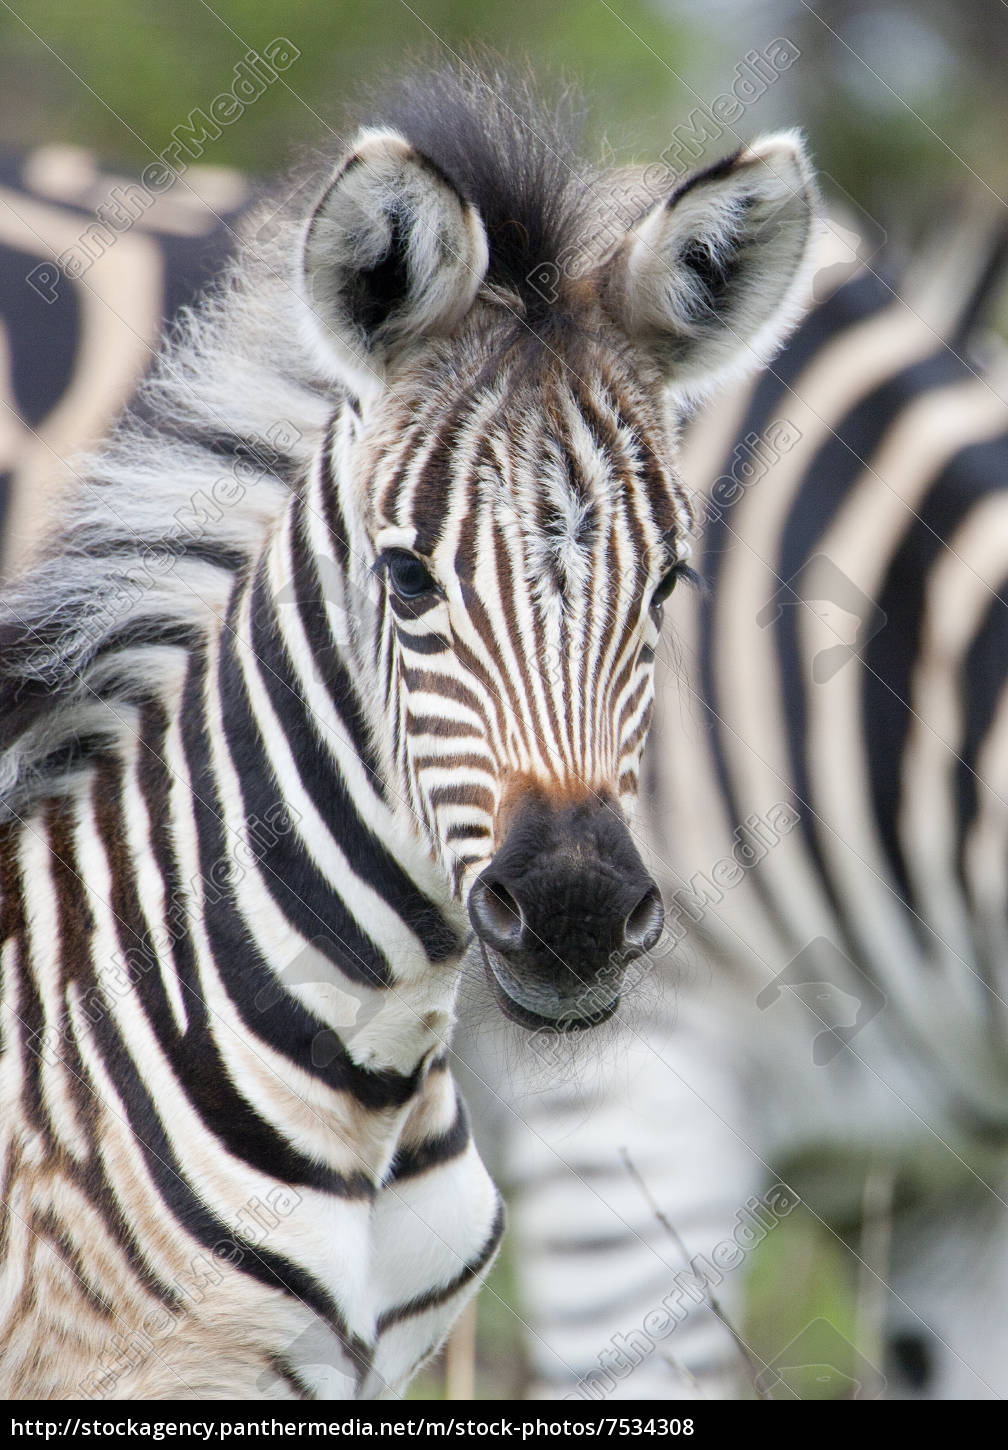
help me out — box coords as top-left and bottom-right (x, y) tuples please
(651, 568), (680, 611)
(651, 561), (698, 613)
(386, 550), (436, 599)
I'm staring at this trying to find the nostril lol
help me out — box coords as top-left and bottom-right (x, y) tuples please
(624, 885), (664, 951)
(469, 877), (525, 954)
(484, 883), (522, 938)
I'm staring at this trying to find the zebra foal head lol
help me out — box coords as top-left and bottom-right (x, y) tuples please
(290, 73), (817, 1029)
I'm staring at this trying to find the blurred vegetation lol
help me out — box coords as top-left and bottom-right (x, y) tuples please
(0, 0), (706, 175)
(2, 0), (1005, 233)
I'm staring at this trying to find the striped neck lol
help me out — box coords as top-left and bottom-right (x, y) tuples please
(174, 451), (470, 1084)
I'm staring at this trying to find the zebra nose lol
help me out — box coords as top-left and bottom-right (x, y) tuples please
(468, 791), (664, 1029)
(468, 866), (662, 962)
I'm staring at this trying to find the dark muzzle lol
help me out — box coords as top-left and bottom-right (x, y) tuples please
(468, 791), (663, 1030)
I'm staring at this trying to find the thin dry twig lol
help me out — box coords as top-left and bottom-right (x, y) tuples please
(620, 1145), (773, 1400)
(856, 1155), (896, 1376)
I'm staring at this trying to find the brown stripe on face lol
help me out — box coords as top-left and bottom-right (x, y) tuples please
(403, 634), (496, 727)
(375, 406), (432, 522)
(601, 369), (686, 539)
(446, 505), (510, 751)
(608, 614), (650, 721)
(428, 781), (496, 818)
(409, 394), (477, 558)
(616, 678), (653, 762)
(400, 665), (496, 723)
(617, 767), (640, 798)
(589, 537), (636, 777)
(405, 709), (486, 740)
(577, 527), (612, 772)
(489, 517), (563, 770)
(410, 751), (494, 779)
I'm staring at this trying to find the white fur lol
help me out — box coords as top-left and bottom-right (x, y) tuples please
(297, 128), (489, 399)
(607, 130), (820, 402)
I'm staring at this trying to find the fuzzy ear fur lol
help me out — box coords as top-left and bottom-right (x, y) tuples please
(601, 131), (819, 401)
(299, 128), (489, 394)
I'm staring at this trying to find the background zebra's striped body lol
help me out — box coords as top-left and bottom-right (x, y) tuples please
(0, 70), (818, 1398)
(488, 240), (1008, 1400)
(0, 146), (253, 582)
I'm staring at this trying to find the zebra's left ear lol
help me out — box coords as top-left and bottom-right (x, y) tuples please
(299, 128), (489, 392)
(601, 132), (818, 400)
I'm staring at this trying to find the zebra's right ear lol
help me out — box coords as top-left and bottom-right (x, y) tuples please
(299, 128), (489, 393)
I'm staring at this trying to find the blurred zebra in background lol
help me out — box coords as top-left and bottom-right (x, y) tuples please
(461, 217), (1008, 1401)
(0, 145), (251, 581)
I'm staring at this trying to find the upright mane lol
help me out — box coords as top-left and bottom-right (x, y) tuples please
(364, 62), (598, 323)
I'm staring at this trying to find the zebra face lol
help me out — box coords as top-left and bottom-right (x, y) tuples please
(297, 119), (817, 1027)
(352, 355), (684, 1028)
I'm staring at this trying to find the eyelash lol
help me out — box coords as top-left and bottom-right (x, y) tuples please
(651, 561), (700, 610)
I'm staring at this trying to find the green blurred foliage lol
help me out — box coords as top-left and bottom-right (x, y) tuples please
(744, 1206), (861, 1399)
(0, 0), (705, 176)
(780, 0), (1008, 238)
(2, 0), (1003, 232)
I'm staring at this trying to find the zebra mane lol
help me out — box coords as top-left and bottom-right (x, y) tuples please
(0, 65), (608, 823)
(360, 61), (599, 326)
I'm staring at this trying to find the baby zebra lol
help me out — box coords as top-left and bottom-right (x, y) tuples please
(0, 67), (816, 1398)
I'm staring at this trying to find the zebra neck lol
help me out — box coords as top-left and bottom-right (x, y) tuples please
(175, 481), (469, 1076)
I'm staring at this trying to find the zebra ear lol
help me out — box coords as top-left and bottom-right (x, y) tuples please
(602, 132), (818, 401)
(299, 128), (489, 391)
